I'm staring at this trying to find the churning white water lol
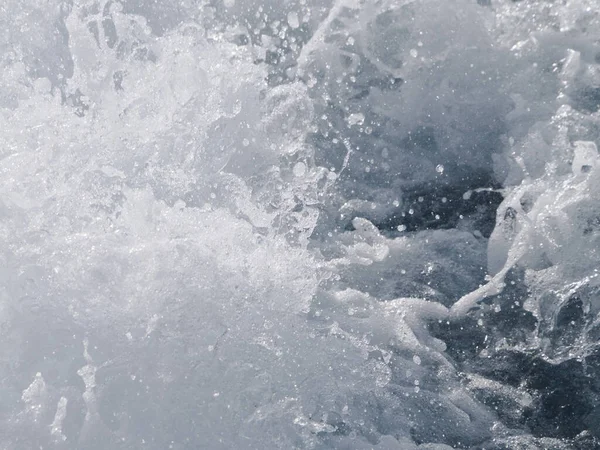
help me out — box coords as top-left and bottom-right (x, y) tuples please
(1, 0), (600, 448)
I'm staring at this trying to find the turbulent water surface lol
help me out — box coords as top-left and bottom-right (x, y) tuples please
(2, 0), (600, 448)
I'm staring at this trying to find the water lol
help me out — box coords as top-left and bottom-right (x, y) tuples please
(1, 0), (600, 448)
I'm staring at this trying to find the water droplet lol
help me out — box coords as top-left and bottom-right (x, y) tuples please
(347, 112), (365, 126)
(287, 11), (300, 29)
(293, 162), (307, 177)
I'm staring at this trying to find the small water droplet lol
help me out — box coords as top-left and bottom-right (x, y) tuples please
(287, 11), (300, 29)
(293, 162), (307, 177)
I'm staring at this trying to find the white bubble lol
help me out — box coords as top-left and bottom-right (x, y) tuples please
(413, 355), (421, 365)
(436, 164), (445, 173)
(410, 49), (418, 58)
(293, 161), (307, 177)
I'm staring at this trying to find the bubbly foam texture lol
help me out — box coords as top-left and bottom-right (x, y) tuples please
(1, 1), (600, 449)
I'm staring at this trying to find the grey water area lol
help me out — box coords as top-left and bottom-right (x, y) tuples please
(1, 0), (600, 449)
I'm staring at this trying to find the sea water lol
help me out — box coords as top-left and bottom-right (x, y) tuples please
(1, 1), (600, 448)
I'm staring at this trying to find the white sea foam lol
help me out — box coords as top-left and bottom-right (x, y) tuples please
(1, 0), (600, 448)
